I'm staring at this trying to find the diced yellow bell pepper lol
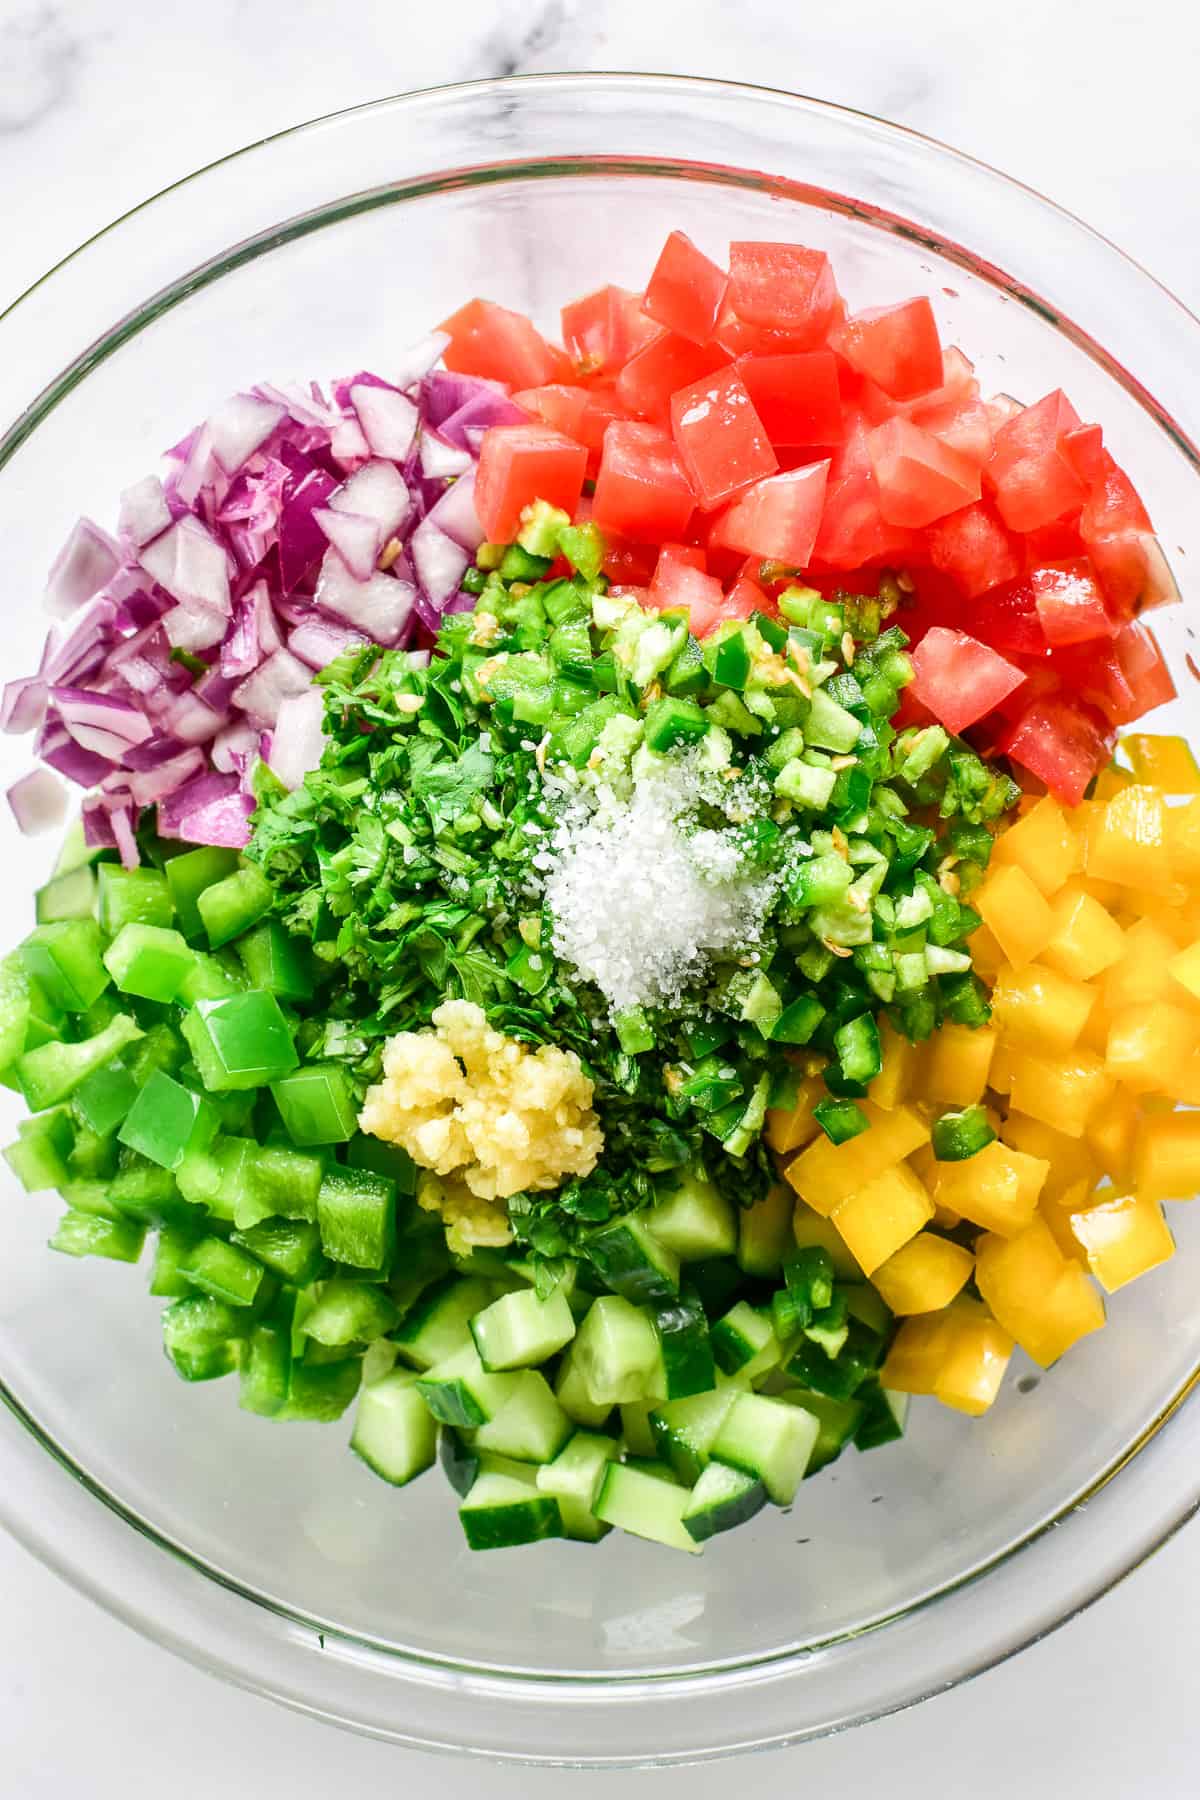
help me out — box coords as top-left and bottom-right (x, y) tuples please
(1167, 1052), (1200, 1105)
(992, 794), (1081, 897)
(870, 1018), (919, 1110)
(975, 1219), (1106, 1367)
(1167, 797), (1200, 880)
(1078, 998), (1114, 1057)
(1122, 734), (1200, 795)
(1002, 1111), (1098, 1198)
(968, 922), (1006, 982)
(974, 864), (1056, 968)
(792, 1199), (864, 1279)
(1039, 883), (1126, 983)
(933, 1139), (1049, 1237)
(831, 1162), (934, 1276)
(1102, 918), (1180, 1012)
(1040, 1180), (1093, 1260)
(987, 1039), (1016, 1095)
(1169, 940), (1200, 1004)
(1086, 785), (1173, 891)
(933, 1305), (1015, 1416)
(1091, 764), (1135, 801)
(871, 1231), (974, 1314)
(1067, 1191), (1175, 1293)
(1078, 872), (1125, 910)
(1084, 1084), (1141, 1185)
(1105, 1003), (1200, 1095)
(1006, 1046), (1114, 1139)
(879, 1310), (960, 1395)
(1134, 1109), (1200, 1203)
(785, 1101), (929, 1217)
(991, 964), (1096, 1054)
(920, 1022), (996, 1107)
(766, 1072), (825, 1155)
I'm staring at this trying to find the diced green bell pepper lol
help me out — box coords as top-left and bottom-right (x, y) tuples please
(238, 1313), (293, 1416)
(161, 1293), (248, 1381)
(643, 695), (709, 752)
(300, 1278), (400, 1347)
(164, 846), (240, 940)
(176, 950), (246, 1006)
(49, 1208), (146, 1264)
(317, 1164), (397, 1272)
(97, 864), (174, 935)
(70, 1057), (138, 1136)
(36, 862), (98, 924)
(103, 923), (195, 1003)
(931, 1103), (997, 1161)
(181, 991), (298, 1091)
(231, 1217), (327, 1285)
(118, 1070), (219, 1171)
(197, 862), (275, 949)
(234, 921), (313, 1001)
(345, 1133), (418, 1197)
(19, 919), (110, 1012)
(2, 1107), (74, 1192)
(149, 1224), (204, 1297)
(271, 1062), (358, 1146)
(812, 1096), (870, 1145)
(18, 1012), (143, 1111)
(275, 1356), (361, 1422)
(182, 1235), (265, 1308)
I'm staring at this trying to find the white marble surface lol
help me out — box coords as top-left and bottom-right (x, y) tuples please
(3, 1), (1200, 1792)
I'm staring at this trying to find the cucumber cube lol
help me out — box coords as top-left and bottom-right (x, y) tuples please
(586, 1213), (679, 1304)
(646, 1172), (736, 1261)
(394, 1275), (496, 1371)
(573, 1295), (662, 1407)
(459, 1457), (563, 1551)
(681, 1461), (767, 1542)
(473, 1369), (573, 1463)
(470, 1286), (576, 1371)
(181, 991), (298, 1091)
(351, 1370), (438, 1487)
(536, 1431), (619, 1540)
(593, 1462), (701, 1554)
(711, 1391), (820, 1505)
(103, 923), (195, 1003)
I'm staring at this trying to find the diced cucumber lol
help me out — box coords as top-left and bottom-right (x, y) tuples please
(470, 1285), (576, 1372)
(440, 1425), (481, 1498)
(536, 1432), (619, 1541)
(300, 1279), (400, 1347)
(653, 1290), (716, 1400)
(853, 1382), (908, 1451)
(459, 1456), (563, 1551)
(711, 1391), (820, 1505)
(646, 1169), (737, 1261)
(586, 1212), (679, 1303)
(415, 1345), (515, 1429)
(473, 1370), (572, 1464)
(619, 1400), (658, 1457)
(778, 1388), (865, 1474)
(844, 1282), (893, 1337)
(650, 1381), (741, 1485)
(351, 1370), (438, 1487)
(593, 1462), (701, 1555)
(554, 1342), (614, 1429)
(737, 1183), (794, 1278)
(573, 1296), (662, 1406)
(710, 1301), (783, 1381)
(681, 1462), (768, 1542)
(393, 1275), (496, 1370)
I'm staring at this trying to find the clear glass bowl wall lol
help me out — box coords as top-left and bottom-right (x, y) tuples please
(0, 76), (1198, 1764)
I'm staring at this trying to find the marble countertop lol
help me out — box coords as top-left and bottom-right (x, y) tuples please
(3, 2), (1200, 1793)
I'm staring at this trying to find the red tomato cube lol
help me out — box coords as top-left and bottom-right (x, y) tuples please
(812, 419), (919, 570)
(669, 368), (778, 509)
(911, 396), (993, 467)
(615, 331), (729, 425)
(1052, 620), (1176, 727)
(439, 299), (570, 389)
(726, 242), (840, 345)
(561, 286), (658, 375)
(643, 231), (729, 346)
(511, 383), (626, 469)
(1001, 697), (1114, 805)
(985, 390), (1088, 532)
(649, 542), (707, 602)
(925, 500), (1022, 599)
(709, 461), (829, 567)
(651, 560), (725, 633)
(968, 578), (1049, 657)
(475, 423), (587, 543)
(867, 416), (981, 528)
(592, 421), (696, 543)
(1030, 558), (1116, 648)
(1062, 422), (1105, 485)
(910, 627), (1027, 736)
(830, 298), (945, 401)
(734, 351), (844, 447)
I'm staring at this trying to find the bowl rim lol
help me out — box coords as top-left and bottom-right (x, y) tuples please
(2, 68), (1199, 1764)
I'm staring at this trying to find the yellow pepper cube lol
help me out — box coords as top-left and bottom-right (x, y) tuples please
(1122, 734), (1200, 795)
(1167, 797), (1200, 880)
(1086, 784), (1173, 891)
(785, 1102), (930, 1217)
(1039, 883), (1126, 983)
(1102, 918), (1180, 1012)
(1090, 765), (1135, 801)
(870, 1018), (919, 1110)
(1002, 1111), (1099, 1198)
(1067, 1191), (1175, 1293)
(831, 1163), (934, 1276)
(921, 1022), (996, 1107)
(975, 1220), (1106, 1367)
(871, 1231), (974, 1315)
(987, 1040), (1016, 1095)
(933, 1305), (1015, 1416)
(991, 964), (1097, 1055)
(1040, 1182), (1093, 1261)
(1134, 1110), (1200, 1203)
(933, 1140), (1049, 1238)
(1168, 1052), (1200, 1105)
(993, 794), (1081, 897)
(792, 1200), (864, 1279)
(968, 923), (1006, 982)
(1169, 940), (1200, 1004)
(880, 1312), (960, 1396)
(1105, 1003), (1200, 1095)
(1006, 1047), (1114, 1140)
(766, 1073), (825, 1156)
(974, 864), (1056, 968)
(1084, 1085), (1141, 1185)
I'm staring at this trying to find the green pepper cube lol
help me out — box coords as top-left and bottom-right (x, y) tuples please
(180, 991), (298, 1092)
(271, 1063), (358, 1146)
(0, 954), (33, 1072)
(235, 921), (313, 1001)
(240, 1142), (324, 1227)
(176, 950), (246, 1007)
(197, 862), (274, 949)
(66, 1120), (119, 1180)
(49, 1208), (146, 1264)
(18, 1012), (143, 1112)
(181, 1234), (265, 1308)
(239, 1314), (293, 1417)
(345, 1132), (418, 1197)
(317, 1164), (397, 1272)
(103, 924), (195, 1003)
(3, 1107), (75, 1192)
(71, 1057), (138, 1137)
(161, 1293), (248, 1381)
(36, 862), (98, 924)
(232, 1217), (326, 1285)
(19, 920), (110, 1013)
(165, 846), (240, 941)
(644, 696), (710, 753)
(97, 864), (174, 936)
(118, 1070), (219, 1171)
(149, 1224), (203, 1297)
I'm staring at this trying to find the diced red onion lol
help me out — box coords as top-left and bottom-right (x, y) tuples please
(2, 676), (48, 736)
(164, 602), (227, 652)
(122, 733), (190, 773)
(277, 469), (338, 593)
(171, 424), (218, 508)
(139, 517), (232, 616)
(438, 387), (529, 450)
(313, 507), (382, 582)
(117, 476), (173, 548)
(109, 800), (141, 869)
(329, 459), (411, 542)
(41, 595), (119, 687)
(330, 416), (371, 469)
(127, 749), (205, 806)
(38, 721), (118, 788)
(51, 687), (153, 758)
(157, 770), (253, 847)
(427, 466), (486, 551)
(392, 332), (451, 390)
(314, 547), (416, 642)
(232, 648), (314, 727)
(350, 384), (420, 462)
(43, 518), (121, 621)
(252, 381), (338, 430)
(288, 618), (368, 670)
(211, 718), (260, 774)
(7, 767), (68, 836)
(270, 687), (326, 790)
(419, 431), (473, 481)
(220, 579), (269, 678)
(411, 516), (470, 607)
(161, 690), (224, 745)
(208, 393), (286, 474)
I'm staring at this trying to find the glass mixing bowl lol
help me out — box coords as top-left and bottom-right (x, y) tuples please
(1, 74), (1199, 1766)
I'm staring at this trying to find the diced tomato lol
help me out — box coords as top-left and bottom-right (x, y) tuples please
(649, 542), (707, 605)
(1112, 618), (1177, 712)
(911, 397), (993, 467)
(985, 390), (1088, 532)
(1030, 558), (1116, 648)
(1080, 453), (1153, 536)
(734, 351), (844, 447)
(709, 461), (829, 568)
(1001, 696), (1114, 805)
(714, 301), (846, 360)
(475, 423), (588, 542)
(1077, 454), (1170, 616)
(439, 299), (570, 389)
(510, 382), (626, 473)
(669, 368), (778, 509)
(1062, 422), (1105, 485)
(968, 577), (1050, 656)
(722, 575), (771, 621)
(925, 500), (1022, 600)
(829, 298), (945, 401)
(812, 420), (920, 569)
(726, 242), (840, 344)
(602, 540), (659, 587)
(615, 331), (729, 425)
(651, 561), (726, 633)
(908, 346), (978, 415)
(561, 286), (657, 376)
(592, 421), (696, 543)
(867, 417), (981, 529)
(985, 393), (1024, 433)
(643, 231), (729, 346)
(1021, 517), (1085, 567)
(1052, 620), (1176, 726)
(910, 627), (1027, 735)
